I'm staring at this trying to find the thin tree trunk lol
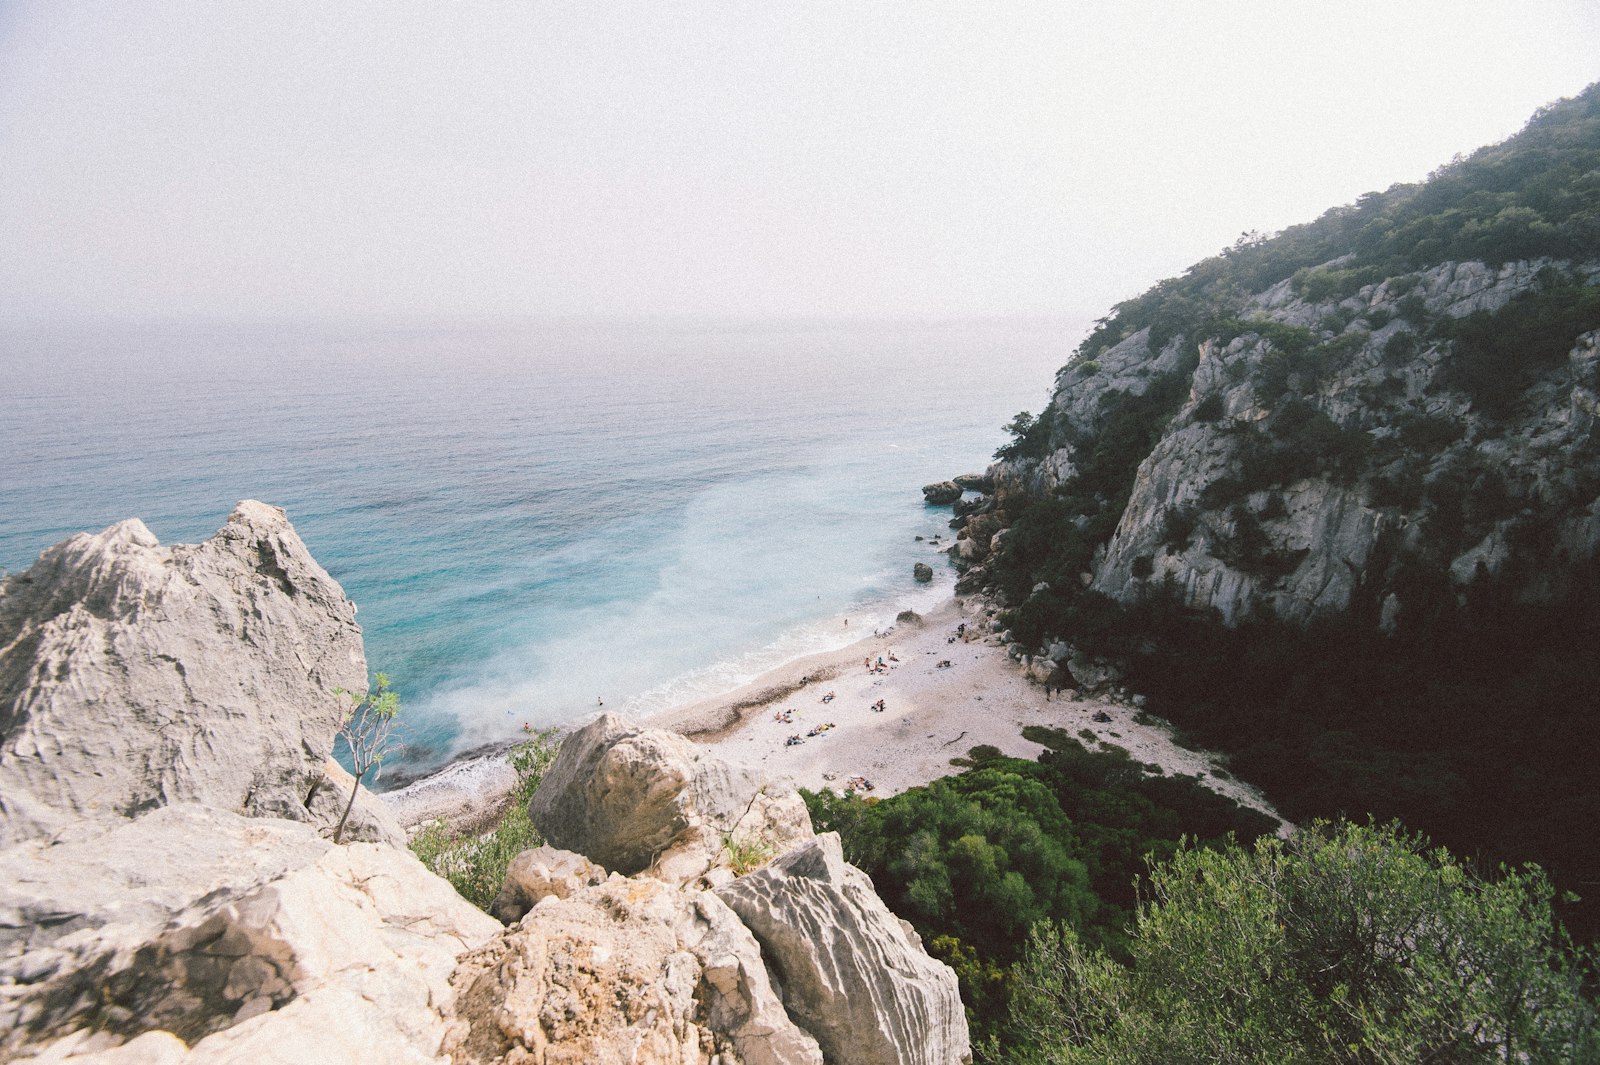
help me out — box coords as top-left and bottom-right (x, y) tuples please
(334, 767), (368, 844)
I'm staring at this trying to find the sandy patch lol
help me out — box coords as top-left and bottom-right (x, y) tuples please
(655, 596), (1284, 827)
(384, 594), (1285, 834)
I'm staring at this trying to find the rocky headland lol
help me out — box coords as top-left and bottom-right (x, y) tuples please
(0, 504), (971, 1064)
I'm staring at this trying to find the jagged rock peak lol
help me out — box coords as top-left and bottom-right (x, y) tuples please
(717, 833), (972, 1065)
(0, 501), (402, 847)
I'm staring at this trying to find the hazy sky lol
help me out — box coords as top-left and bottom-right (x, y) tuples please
(2, 2), (1596, 323)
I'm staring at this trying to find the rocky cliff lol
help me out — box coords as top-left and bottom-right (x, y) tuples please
(0, 501), (401, 846)
(931, 85), (1600, 940)
(1, 508), (969, 1064)
(946, 85), (1600, 638)
(972, 257), (1600, 629)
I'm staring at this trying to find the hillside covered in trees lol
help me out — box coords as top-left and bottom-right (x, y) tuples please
(938, 84), (1600, 946)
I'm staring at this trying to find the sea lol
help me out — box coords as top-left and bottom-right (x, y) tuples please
(0, 317), (1084, 781)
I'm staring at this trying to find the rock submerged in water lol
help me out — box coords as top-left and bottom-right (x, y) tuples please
(913, 561), (934, 582)
(0, 500), (402, 848)
(920, 481), (963, 505)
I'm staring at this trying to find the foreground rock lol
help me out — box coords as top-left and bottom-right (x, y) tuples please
(529, 714), (813, 885)
(488, 844), (607, 924)
(447, 875), (823, 1065)
(717, 834), (970, 1065)
(0, 804), (500, 1063)
(0, 501), (402, 847)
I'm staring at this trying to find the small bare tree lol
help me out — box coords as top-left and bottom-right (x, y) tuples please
(332, 673), (401, 843)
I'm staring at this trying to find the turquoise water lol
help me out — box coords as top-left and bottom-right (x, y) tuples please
(0, 317), (1078, 776)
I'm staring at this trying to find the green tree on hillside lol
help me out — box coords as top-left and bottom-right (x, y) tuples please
(1003, 820), (1598, 1064)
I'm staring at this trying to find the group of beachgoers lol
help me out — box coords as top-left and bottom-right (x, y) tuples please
(864, 652), (900, 674)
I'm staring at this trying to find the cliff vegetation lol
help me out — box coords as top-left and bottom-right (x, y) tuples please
(946, 83), (1600, 947)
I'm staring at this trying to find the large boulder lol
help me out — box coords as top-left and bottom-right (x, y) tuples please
(0, 501), (402, 846)
(446, 875), (822, 1065)
(920, 481), (963, 505)
(0, 803), (501, 1063)
(529, 714), (813, 885)
(488, 844), (607, 924)
(913, 562), (934, 583)
(716, 834), (971, 1065)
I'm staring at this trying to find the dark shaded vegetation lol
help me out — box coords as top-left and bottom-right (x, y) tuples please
(1438, 270), (1600, 416)
(978, 87), (1600, 953)
(938, 80), (1600, 1063)
(995, 409), (1054, 461)
(1032, 565), (1600, 947)
(803, 734), (1276, 1046)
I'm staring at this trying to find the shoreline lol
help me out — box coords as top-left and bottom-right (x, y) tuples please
(382, 591), (1285, 836)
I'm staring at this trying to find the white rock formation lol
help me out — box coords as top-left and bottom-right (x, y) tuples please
(488, 844), (608, 924)
(0, 803), (501, 1063)
(716, 834), (971, 1065)
(529, 714), (813, 885)
(446, 875), (823, 1065)
(0, 501), (402, 846)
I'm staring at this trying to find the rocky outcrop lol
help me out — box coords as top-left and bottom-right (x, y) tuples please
(716, 834), (970, 1065)
(0, 501), (402, 846)
(920, 481), (963, 505)
(2, 511), (970, 1064)
(528, 714), (813, 886)
(446, 875), (823, 1065)
(913, 562), (934, 583)
(951, 473), (992, 492)
(488, 844), (607, 924)
(512, 720), (971, 1064)
(0, 803), (500, 1063)
(983, 259), (1600, 627)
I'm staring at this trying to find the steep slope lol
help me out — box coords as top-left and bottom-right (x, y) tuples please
(946, 83), (1600, 939)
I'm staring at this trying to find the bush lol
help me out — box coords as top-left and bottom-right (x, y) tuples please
(410, 729), (561, 910)
(804, 734), (1273, 1046)
(996, 409), (1055, 461)
(1440, 275), (1600, 417)
(1002, 820), (1598, 1064)
(1190, 392), (1224, 422)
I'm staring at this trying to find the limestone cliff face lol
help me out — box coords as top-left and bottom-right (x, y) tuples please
(0, 501), (401, 846)
(979, 258), (1600, 627)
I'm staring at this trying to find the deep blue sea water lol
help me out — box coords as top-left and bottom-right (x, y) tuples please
(0, 317), (1081, 778)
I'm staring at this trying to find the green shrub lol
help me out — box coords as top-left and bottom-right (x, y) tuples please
(996, 409), (1055, 461)
(1003, 820), (1598, 1064)
(1159, 505), (1199, 551)
(410, 729), (561, 910)
(1441, 276), (1600, 417)
(1190, 392), (1225, 422)
(804, 732), (1273, 1046)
